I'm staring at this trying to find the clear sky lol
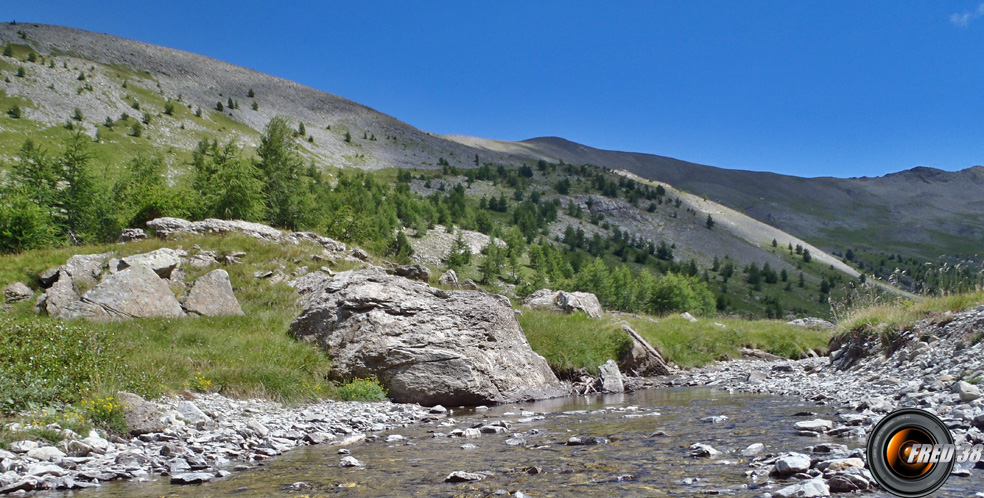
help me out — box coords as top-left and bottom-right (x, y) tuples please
(8, 1), (984, 177)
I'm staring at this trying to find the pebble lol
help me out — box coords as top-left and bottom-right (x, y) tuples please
(0, 392), (425, 490)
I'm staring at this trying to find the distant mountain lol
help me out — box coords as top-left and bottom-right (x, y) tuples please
(1, 22), (979, 267)
(452, 136), (984, 259)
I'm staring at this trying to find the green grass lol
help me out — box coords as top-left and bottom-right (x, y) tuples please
(0, 234), (338, 418)
(626, 315), (831, 368)
(519, 310), (632, 377)
(833, 290), (984, 349)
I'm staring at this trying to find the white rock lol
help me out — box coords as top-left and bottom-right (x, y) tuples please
(742, 443), (765, 456)
(775, 453), (812, 475)
(794, 419), (833, 433)
(773, 477), (830, 497)
(339, 456), (363, 468)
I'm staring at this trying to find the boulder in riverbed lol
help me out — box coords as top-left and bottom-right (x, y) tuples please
(289, 269), (562, 405)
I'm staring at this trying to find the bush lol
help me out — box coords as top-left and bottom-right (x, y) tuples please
(334, 378), (387, 402)
(16, 66), (25, 77)
(76, 396), (127, 435)
(163, 100), (174, 116)
(72, 107), (83, 121)
(130, 121), (143, 137)
(7, 105), (20, 119)
(0, 193), (54, 253)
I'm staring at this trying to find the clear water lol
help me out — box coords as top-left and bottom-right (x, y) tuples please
(48, 388), (983, 497)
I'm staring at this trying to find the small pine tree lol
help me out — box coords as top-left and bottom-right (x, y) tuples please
(772, 238), (778, 247)
(227, 96), (234, 109)
(307, 135), (314, 143)
(705, 214), (715, 229)
(130, 121), (143, 137)
(215, 101), (224, 112)
(131, 101), (140, 110)
(122, 80), (127, 88)
(27, 51), (36, 62)
(16, 66), (25, 77)
(195, 107), (202, 117)
(298, 122), (306, 136)
(163, 100), (175, 116)
(72, 107), (84, 121)
(251, 101), (258, 111)
(7, 105), (20, 119)
(141, 112), (151, 125)
(344, 131), (351, 142)
(798, 272), (805, 288)
(247, 88), (255, 98)
(802, 249), (812, 263)
(77, 71), (86, 81)
(103, 116), (113, 128)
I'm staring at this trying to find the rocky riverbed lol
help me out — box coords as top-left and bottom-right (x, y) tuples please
(0, 394), (426, 494)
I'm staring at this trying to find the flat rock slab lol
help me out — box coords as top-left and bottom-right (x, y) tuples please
(170, 472), (215, 485)
(118, 248), (181, 278)
(183, 269), (244, 316)
(76, 264), (184, 319)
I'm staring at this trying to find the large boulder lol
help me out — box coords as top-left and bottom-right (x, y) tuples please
(289, 269), (562, 405)
(118, 248), (181, 278)
(72, 264), (184, 319)
(34, 273), (79, 318)
(38, 252), (111, 288)
(619, 324), (670, 376)
(147, 217), (283, 242)
(392, 264), (431, 282)
(598, 359), (624, 393)
(116, 392), (164, 436)
(182, 269), (244, 316)
(522, 289), (604, 318)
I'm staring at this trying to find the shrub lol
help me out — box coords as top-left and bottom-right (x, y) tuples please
(163, 100), (174, 115)
(335, 378), (387, 402)
(215, 101), (223, 112)
(16, 66), (25, 77)
(2, 44), (11, 57)
(72, 107), (83, 121)
(76, 396), (127, 435)
(7, 105), (20, 119)
(130, 121), (143, 137)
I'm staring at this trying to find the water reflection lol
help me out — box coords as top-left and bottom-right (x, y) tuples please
(49, 388), (982, 497)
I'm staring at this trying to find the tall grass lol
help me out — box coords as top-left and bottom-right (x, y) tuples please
(518, 310), (632, 377)
(627, 315), (831, 368)
(0, 234), (336, 414)
(833, 289), (984, 346)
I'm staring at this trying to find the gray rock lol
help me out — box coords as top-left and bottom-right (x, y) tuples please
(119, 228), (147, 242)
(700, 415), (729, 424)
(741, 443), (765, 456)
(182, 269), (244, 316)
(34, 272), (79, 318)
(775, 453), (812, 476)
(247, 419), (270, 437)
(25, 463), (63, 477)
(598, 359), (624, 393)
(187, 253), (218, 269)
(118, 248), (181, 278)
(25, 446), (65, 461)
(461, 278), (483, 291)
(773, 477), (830, 497)
(794, 419), (833, 433)
(117, 391), (165, 435)
(522, 289), (603, 317)
(826, 472), (870, 492)
(445, 471), (486, 482)
(786, 318), (835, 330)
(392, 264), (430, 282)
(689, 443), (720, 457)
(287, 231), (347, 252)
(62, 252), (112, 287)
(148, 217), (283, 242)
(289, 269), (561, 406)
(954, 381), (982, 402)
(437, 269), (459, 288)
(339, 456), (363, 468)
(680, 312), (698, 322)
(618, 324), (670, 376)
(815, 458), (864, 472)
(3, 282), (32, 303)
(170, 472), (214, 485)
(176, 401), (211, 425)
(9, 440), (38, 453)
(73, 265), (185, 319)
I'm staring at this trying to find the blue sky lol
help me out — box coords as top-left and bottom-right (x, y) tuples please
(9, 1), (984, 177)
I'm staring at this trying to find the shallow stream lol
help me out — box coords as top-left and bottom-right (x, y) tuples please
(49, 388), (983, 497)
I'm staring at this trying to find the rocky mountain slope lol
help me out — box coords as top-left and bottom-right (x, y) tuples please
(1, 22), (973, 299)
(451, 135), (984, 260)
